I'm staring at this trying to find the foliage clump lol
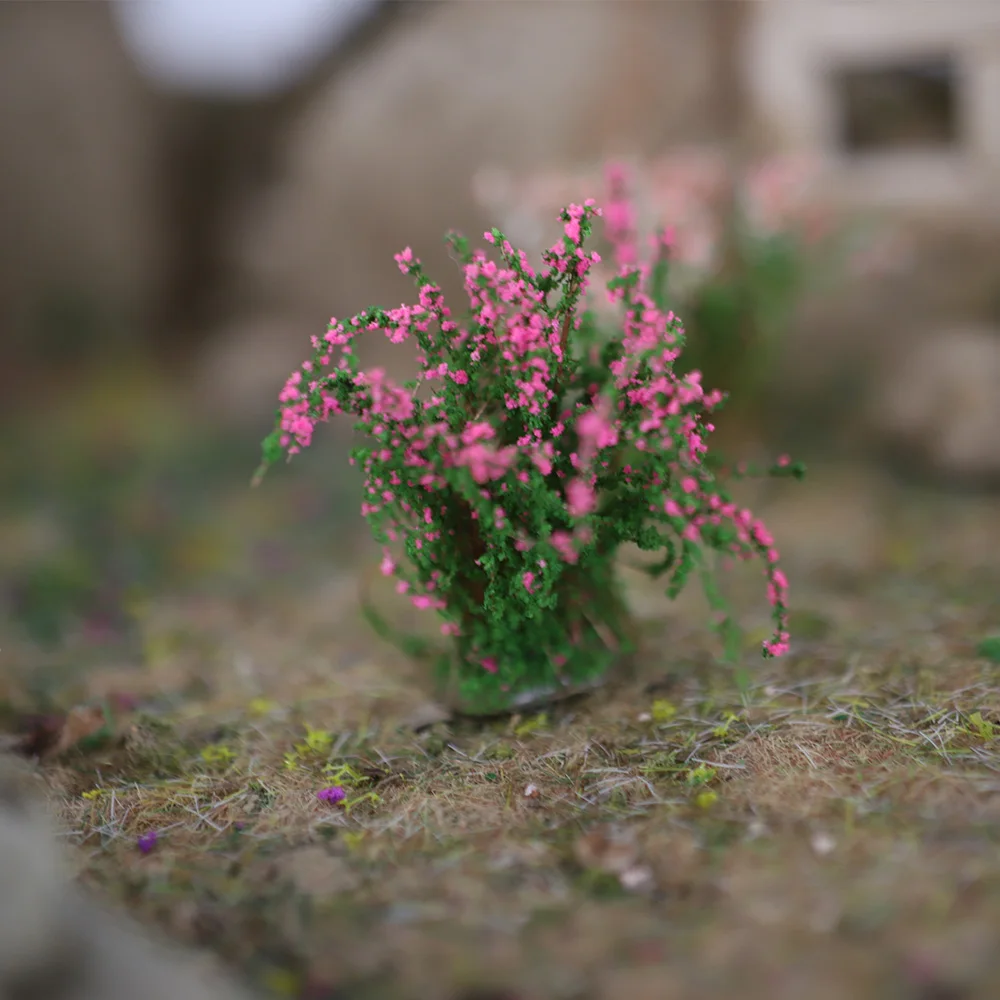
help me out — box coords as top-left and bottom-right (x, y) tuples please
(256, 201), (800, 711)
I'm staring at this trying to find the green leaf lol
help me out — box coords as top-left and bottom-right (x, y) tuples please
(968, 711), (995, 740)
(251, 430), (285, 486)
(643, 539), (676, 579)
(649, 251), (670, 313)
(261, 429), (283, 464)
(977, 636), (1000, 663)
(445, 231), (471, 263)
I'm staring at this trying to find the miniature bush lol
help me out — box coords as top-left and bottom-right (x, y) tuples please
(255, 201), (802, 714)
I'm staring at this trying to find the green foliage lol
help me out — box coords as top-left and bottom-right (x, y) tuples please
(673, 223), (810, 416)
(257, 203), (798, 713)
(976, 637), (1000, 663)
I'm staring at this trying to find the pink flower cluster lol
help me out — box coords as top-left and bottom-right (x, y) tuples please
(266, 199), (791, 662)
(473, 150), (910, 298)
(473, 149), (831, 292)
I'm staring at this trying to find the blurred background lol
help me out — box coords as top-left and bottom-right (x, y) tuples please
(2, 0), (1000, 697)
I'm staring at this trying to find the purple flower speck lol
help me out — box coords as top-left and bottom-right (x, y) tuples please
(316, 786), (346, 805)
(137, 830), (158, 854)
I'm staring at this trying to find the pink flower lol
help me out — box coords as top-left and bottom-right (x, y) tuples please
(565, 478), (596, 518)
(394, 247), (415, 273)
(455, 442), (516, 483)
(576, 397), (618, 462)
(550, 530), (579, 564)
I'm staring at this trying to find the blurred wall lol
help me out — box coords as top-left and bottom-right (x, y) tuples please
(0, 1), (164, 387)
(0, 1), (733, 425)
(0, 0), (409, 392)
(2, 0), (999, 480)
(238, 0), (730, 321)
(200, 0), (735, 424)
(744, 0), (1000, 217)
(742, 0), (1000, 479)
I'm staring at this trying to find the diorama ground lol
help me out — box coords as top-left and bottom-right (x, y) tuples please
(2, 364), (1000, 1000)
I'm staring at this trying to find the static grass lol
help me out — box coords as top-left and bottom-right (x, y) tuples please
(6, 376), (1000, 998)
(56, 649), (1000, 853)
(16, 575), (996, 999)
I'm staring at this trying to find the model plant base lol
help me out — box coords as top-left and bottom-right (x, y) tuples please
(255, 196), (803, 716)
(361, 558), (637, 717)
